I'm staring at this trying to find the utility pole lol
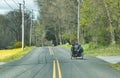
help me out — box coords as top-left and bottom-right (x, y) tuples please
(77, 0), (80, 44)
(22, 0), (25, 51)
(35, 34), (38, 46)
(118, 0), (120, 27)
(29, 10), (33, 46)
(19, 3), (22, 17)
(77, 0), (83, 44)
(19, 3), (22, 41)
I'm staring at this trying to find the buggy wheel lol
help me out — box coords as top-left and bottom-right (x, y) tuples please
(75, 57), (77, 59)
(71, 56), (72, 60)
(81, 53), (84, 59)
(71, 51), (74, 60)
(81, 56), (83, 59)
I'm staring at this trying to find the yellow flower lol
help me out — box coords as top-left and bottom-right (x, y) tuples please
(0, 48), (21, 60)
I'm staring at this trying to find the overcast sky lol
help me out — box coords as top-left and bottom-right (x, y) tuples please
(0, 0), (39, 17)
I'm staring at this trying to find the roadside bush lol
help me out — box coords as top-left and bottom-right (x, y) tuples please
(89, 42), (98, 49)
(97, 31), (111, 46)
(13, 41), (22, 48)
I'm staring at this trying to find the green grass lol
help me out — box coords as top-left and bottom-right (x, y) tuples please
(59, 43), (72, 50)
(0, 46), (35, 62)
(85, 45), (120, 56)
(59, 44), (120, 56)
(111, 62), (120, 71)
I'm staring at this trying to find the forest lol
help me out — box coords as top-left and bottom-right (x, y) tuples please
(0, 0), (120, 49)
(36, 0), (120, 46)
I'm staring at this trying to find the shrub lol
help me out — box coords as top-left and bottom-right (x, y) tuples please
(13, 41), (22, 48)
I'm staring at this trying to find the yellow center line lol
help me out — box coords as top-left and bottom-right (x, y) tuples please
(49, 47), (54, 55)
(51, 48), (54, 55)
(53, 60), (56, 78)
(57, 60), (62, 78)
(49, 47), (52, 55)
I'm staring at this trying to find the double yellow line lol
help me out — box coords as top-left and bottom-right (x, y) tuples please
(49, 47), (62, 78)
(53, 60), (62, 78)
(49, 47), (54, 55)
(53, 61), (56, 78)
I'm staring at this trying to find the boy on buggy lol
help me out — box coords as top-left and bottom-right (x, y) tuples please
(71, 43), (84, 59)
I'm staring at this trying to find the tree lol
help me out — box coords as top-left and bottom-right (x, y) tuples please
(6, 10), (31, 45)
(36, 0), (120, 46)
(0, 10), (31, 49)
(36, 0), (78, 45)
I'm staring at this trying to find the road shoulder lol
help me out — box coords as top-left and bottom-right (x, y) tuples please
(96, 56), (120, 64)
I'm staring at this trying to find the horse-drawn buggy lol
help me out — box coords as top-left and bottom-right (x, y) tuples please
(71, 43), (84, 59)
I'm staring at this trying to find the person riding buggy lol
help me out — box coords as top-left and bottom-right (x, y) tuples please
(71, 43), (84, 59)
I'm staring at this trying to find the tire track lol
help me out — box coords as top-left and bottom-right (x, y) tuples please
(13, 48), (47, 78)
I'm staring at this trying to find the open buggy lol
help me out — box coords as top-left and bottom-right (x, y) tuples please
(71, 43), (84, 59)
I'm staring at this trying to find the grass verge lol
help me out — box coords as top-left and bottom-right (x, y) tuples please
(111, 62), (120, 71)
(59, 44), (120, 56)
(0, 46), (34, 62)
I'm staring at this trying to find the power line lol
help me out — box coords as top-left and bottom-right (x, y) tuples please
(0, 2), (5, 8)
(12, 0), (19, 8)
(4, 0), (14, 10)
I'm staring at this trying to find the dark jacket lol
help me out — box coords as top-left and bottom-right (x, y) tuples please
(71, 43), (83, 53)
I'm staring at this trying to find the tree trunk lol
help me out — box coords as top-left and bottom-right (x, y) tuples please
(118, 0), (120, 28)
(102, 0), (116, 45)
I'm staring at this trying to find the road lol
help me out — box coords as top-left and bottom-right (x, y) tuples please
(0, 47), (120, 78)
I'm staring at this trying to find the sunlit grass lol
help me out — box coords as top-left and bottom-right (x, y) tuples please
(0, 48), (21, 61)
(0, 46), (35, 62)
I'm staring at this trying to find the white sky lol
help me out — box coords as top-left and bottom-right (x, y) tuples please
(0, 0), (39, 17)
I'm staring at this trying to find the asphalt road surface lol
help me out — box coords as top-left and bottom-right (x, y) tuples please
(0, 47), (120, 78)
